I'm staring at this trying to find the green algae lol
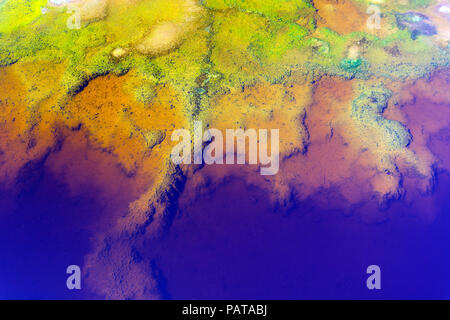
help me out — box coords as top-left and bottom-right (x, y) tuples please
(209, 10), (312, 88)
(203, 0), (314, 22)
(364, 30), (449, 80)
(0, 0), (47, 34)
(0, 0), (448, 105)
(340, 57), (363, 70)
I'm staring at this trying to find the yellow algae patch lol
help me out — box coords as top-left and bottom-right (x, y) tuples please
(135, 21), (185, 56)
(134, 0), (206, 56)
(98, 0), (206, 55)
(49, 0), (108, 22)
(78, 0), (108, 22)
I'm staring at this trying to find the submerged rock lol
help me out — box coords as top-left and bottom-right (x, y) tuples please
(395, 12), (437, 39)
(351, 84), (412, 150)
(143, 130), (166, 149)
(111, 47), (129, 59)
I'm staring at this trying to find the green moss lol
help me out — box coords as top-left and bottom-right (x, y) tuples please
(210, 10), (313, 88)
(365, 29), (448, 80)
(209, 11), (267, 87)
(0, 0), (47, 34)
(408, 0), (434, 8)
(254, 23), (308, 60)
(61, 67), (89, 94)
(135, 85), (156, 104)
(203, 0), (313, 21)
(307, 38), (329, 54)
(0, 0), (447, 102)
(0, 0), (208, 97)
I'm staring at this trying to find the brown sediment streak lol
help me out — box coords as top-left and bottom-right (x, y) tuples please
(83, 161), (185, 299)
(0, 65), (60, 190)
(183, 73), (449, 221)
(289, 72), (449, 218)
(0, 67), (30, 187)
(0, 65), (163, 208)
(384, 70), (450, 219)
(3, 68), (446, 297)
(208, 81), (312, 157)
(64, 73), (187, 176)
(84, 70), (447, 297)
(58, 74), (188, 299)
(180, 77), (378, 214)
(0, 65), (188, 298)
(275, 76), (393, 211)
(45, 129), (149, 231)
(284, 77), (371, 203)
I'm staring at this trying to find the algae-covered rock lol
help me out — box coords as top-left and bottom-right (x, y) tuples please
(374, 116), (412, 149)
(143, 130), (166, 149)
(352, 84), (412, 150)
(111, 47), (129, 59)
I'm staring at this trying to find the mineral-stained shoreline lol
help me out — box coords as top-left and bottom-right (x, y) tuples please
(0, 0), (449, 298)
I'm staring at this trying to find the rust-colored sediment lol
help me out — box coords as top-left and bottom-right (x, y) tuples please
(315, 0), (367, 34)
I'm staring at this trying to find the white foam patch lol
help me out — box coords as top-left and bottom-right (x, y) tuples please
(439, 5), (450, 14)
(49, 0), (72, 5)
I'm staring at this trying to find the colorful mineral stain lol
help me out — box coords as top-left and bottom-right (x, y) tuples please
(0, 0), (449, 300)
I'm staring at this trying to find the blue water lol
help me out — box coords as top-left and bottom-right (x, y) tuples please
(0, 168), (99, 299)
(0, 164), (449, 299)
(148, 172), (450, 300)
